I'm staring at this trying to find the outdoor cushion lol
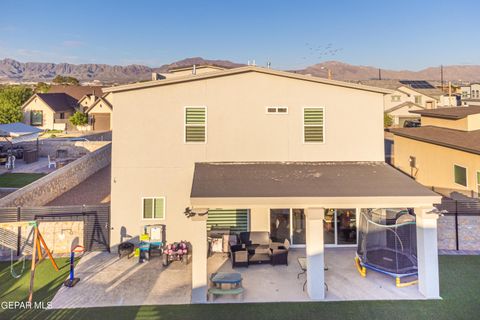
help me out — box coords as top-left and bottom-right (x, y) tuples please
(239, 232), (270, 246)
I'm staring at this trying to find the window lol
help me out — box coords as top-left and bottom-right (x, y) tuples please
(142, 197), (165, 219)
(454, 165), (467, 187)
(303, 107), (324, 143)
(391, 95), (401, 102)
(30, 110), (43, 126)
(477, 171), (480, 196)
(185, 107), (206, 143)
(266, 106), (288, 114)
(59, 112), (65, 119)
(414, 95), (422, 104)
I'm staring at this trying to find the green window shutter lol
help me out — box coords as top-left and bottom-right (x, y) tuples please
(207, 209), (249, 233)
(454, 165), (467, 187)
(154, 198), (165, 219)
(304, 108), (324, 142)
(185, 107), (206, 142)
(143, 198), (153, 219)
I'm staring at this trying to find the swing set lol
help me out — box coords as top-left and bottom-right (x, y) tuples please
(0, 221), (59, 303)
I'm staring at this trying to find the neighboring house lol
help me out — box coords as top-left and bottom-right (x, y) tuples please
(22, 93), (78, 130)
(359, 80), (457, 127)
(152, 65), (227, 80)
(391, 106), (480, 199)
(85, 92), (113, 131)
(460, 83), (480, 106)
(104, 66), (441, 302)
(21, 85), (109, 131)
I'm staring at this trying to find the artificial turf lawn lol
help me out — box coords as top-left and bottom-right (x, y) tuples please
(0, 173), (45, 188)
(1, 255), (479, 320)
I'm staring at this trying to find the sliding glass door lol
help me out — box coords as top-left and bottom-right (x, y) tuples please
(270, 208), (306, 246)
(324, 208), (357, 246)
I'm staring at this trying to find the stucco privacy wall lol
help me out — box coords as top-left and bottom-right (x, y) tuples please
(0, 143), (111, 207)
(437, 215), (480, 250)
(110, 71), (387, 245)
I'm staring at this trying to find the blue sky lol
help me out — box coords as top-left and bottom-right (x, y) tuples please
(1, 0), (479, 70)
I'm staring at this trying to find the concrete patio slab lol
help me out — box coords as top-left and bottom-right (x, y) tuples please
(50, 251), (191, 308)
(207, 247), (424, 303)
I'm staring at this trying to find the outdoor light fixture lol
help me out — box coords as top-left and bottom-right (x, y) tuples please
(184, 207), (209, 218)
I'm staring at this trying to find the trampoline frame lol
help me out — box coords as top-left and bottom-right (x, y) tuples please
(355, 209), (419, 288)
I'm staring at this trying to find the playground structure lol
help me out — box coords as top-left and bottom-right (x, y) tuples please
(355, 208), (418, 287)
(0, 221), (59, 302)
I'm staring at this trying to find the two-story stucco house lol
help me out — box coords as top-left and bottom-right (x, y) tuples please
(104, 66), (441, 302)
(359, 80), (456, 127)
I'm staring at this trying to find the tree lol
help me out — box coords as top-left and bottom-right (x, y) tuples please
(384, 112), (393, 127)
(0, 86), (33, 124)
(69, 111), (88, 126)
(35, 82), (51, 93)
(52, 75), (79, 85)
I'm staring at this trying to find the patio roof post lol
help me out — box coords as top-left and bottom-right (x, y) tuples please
(305, 207), (325, 300)
(416, 207), (440, 299)
(190, 214), (208, 303)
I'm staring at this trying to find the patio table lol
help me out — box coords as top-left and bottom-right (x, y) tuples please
(210, 272), (242, 288)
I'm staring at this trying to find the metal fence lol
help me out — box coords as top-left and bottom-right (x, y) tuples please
(0, 205), (110, 253)
(435, 198), (480, 251)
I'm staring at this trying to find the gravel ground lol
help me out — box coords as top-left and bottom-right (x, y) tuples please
(47, 165), (111, 205)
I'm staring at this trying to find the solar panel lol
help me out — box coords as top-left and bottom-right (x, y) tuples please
(399, 80), (435, 89)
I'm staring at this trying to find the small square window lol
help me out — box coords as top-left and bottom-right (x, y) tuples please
(143, 197), (165, 219)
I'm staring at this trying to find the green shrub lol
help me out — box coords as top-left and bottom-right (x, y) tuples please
(384, 113), (393, 127)
(69, 111), (88, 126)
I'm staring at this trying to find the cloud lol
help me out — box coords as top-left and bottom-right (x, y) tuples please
(62, 40), (85, 48)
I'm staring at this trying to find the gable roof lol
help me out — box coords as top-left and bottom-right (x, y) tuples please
(391, 126), (480, 155)
(385, 101), (425, 113)
(104, 66), (393, 95)
(409, 106), (480, 119)
(48, 85), (103, 100)
(23, 93), (78, 112)
(85, 96), (113, 113)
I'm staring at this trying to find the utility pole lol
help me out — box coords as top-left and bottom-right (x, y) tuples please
(440, 65), (444, 92)
(378, 68), (382, 80)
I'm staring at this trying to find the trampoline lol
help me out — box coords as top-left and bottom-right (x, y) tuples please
(355, 208), (418, 287)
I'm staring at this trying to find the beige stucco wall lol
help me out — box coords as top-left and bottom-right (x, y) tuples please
(110, 71), (388, 246)
(393, 135), (480, 195)
(22, 97), (55, 129)
(420, 114), (480, 131)
(88, 101), (112, 114)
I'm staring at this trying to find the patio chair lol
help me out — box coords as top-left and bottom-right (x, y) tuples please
(229, 244), (249, 268)
(270, 239), (290, 266)
(48, 155), (56, 169)
(5, 155), (15, 170)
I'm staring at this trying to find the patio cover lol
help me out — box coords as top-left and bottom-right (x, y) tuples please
(190, 161), (439, 200)
(0, 122), (43, 144)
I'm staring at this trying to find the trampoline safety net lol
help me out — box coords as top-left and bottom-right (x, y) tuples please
(357, 208), (417, 276)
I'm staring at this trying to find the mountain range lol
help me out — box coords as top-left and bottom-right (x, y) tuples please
(1, 57), (479, 84)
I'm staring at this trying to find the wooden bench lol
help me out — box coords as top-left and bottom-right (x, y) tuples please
(208, 287), (244, 301)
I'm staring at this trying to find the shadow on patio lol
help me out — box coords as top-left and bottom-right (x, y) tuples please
(207, 247), (424, 303)
(50, 251), (192, 308)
